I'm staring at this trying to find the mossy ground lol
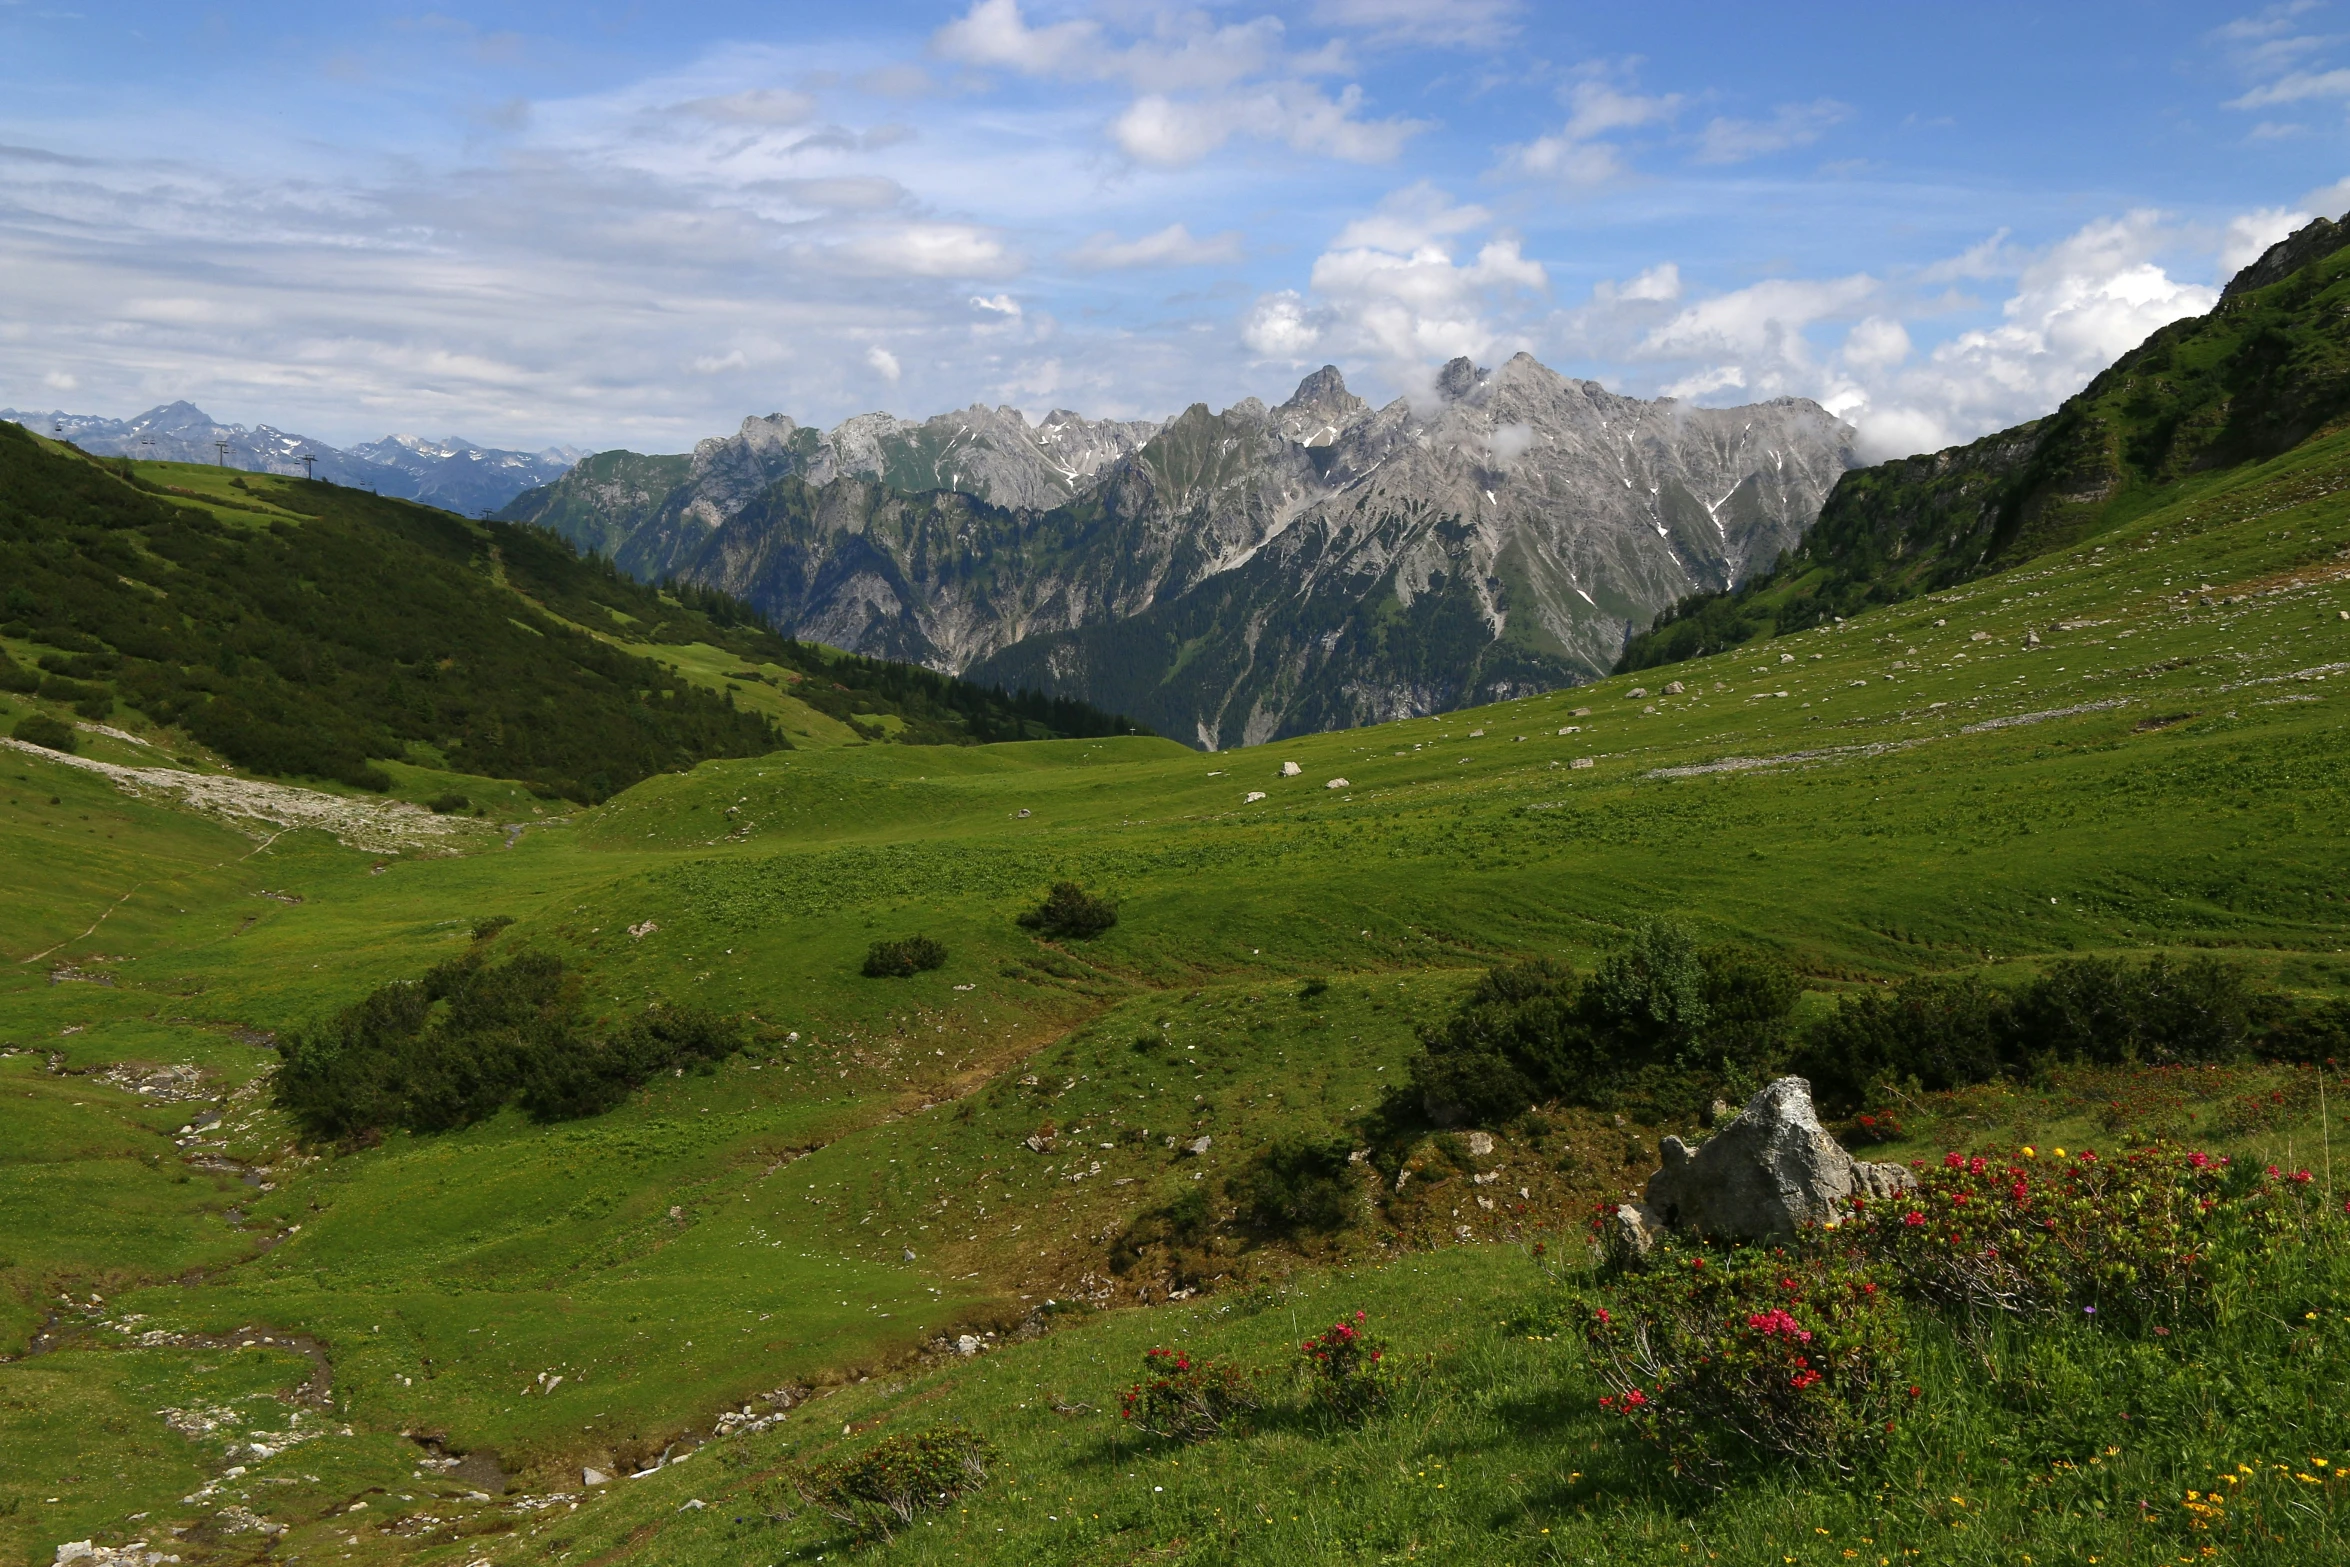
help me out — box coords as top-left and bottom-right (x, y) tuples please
(1, 427), (2347, 1565)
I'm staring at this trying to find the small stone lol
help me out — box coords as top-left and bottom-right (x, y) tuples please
(1465, 1131), (1495, 1157)
(1663, 681), (1684, 695)
(1244, 790), (1266, 802)
(1324, 777), (1350, 789)
(955, 1334), (981, 1357)
(1779, 653), (1795, 664)
(1570, 757), (1594, 769)
(1627, 688), (1647, 699)
(583, 1468), (610, 1488)
(1186, 1135), (1212, 1156)
(1280, 761), (1302, 777)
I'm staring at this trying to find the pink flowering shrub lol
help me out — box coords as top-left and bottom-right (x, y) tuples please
(1118, 1347), (1258, 1441)
(1851, 1142), (2325, 1328)
(1298, 1310), (1395, 1422)
(1578, 1241), (1905, 1480)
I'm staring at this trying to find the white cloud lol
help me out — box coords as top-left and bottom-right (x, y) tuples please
(2221, 205), (2311, 273)
(1840, 316), (1911, 374)
(2304, 173), (2350, 213)
(1244, 183), (1546, 379)
(1841, 212), (2218, 458)
(971, 293), (1022, 315)
(44, 370), (78, 391)
(691, 348), (749, 373)
(1692, 99), (1850, 165)
(1592, 261), (1681, 304)
(837, 223), (1022, 278)
(1068, 223), (1244, 269)
(1499, 74), (1680, 186)
(1640, 274), (1877, 361)
(1311, 0), (1523, 50)
(935, 0), (1421, 168)
(865, 344), (902, 381)
(2229, 66), (2350, 107)
(1113, 82), (1420, 166)
(676, 88), (819, 124)
(1241, 290), (1326, 357)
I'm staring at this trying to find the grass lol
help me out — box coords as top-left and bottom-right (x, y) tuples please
(0, 422), (2346, 1564)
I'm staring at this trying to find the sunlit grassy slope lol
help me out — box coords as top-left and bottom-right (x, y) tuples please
(0, 424), (2345, 1566)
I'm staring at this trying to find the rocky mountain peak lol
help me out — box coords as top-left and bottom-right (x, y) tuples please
(1274, 365), (1369, 447)
(2222, 208), (2350, 299)
(1433, 356), (1488, 403)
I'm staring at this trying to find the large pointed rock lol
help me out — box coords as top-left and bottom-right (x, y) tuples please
(1638, 1077), (1912, 1242)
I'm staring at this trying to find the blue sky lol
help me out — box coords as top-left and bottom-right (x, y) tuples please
(0, 1), (2343, 456)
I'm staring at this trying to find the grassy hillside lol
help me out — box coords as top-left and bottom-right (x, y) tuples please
(1, 416), (2346, 1565)
(1619, 209), (2350, 672)
(0, 431), (1140, 806)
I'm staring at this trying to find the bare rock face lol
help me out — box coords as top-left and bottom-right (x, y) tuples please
(1636, 1077), (1912, 1243)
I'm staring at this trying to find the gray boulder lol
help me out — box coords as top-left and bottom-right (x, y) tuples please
(1636, 1077), (1912, 1242)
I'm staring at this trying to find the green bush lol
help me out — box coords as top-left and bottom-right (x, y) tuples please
(0, 654), (36, 694)
(862, 934), (947, 977)
(1400, 924), (1803, 1125)
(1017, 880), (1118, 939)
(274, 950), (742, 1139)
(1118, 1348), (1259, 1441)
(1109, 1186), (1214, 1277)
(11, 711), (74, 752)
(470, 915), (515, 940)
(1228, 1135), (1358, 1238)
(427, 792), (471, 814)
(1578, 1238), (1907, 1480)
(1798, 955), (2266, 1112)
(784, 1426), (995, 1541)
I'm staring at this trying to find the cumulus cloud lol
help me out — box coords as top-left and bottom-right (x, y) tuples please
(865, 344), (902, 381)
(1241, 183), (1546, 382)
(1692, 99), (1850, 165)
(1839, 212), (2218, 458)
(1068, 223), (1245, 269)
(1311, 0), (1523, 50)
(2220, 205), (2311, 273)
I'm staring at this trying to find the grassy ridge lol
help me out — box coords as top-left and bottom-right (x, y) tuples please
(0, 420), (2345, 1563)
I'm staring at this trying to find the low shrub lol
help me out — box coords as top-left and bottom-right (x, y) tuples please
(1298, 1310), (1394, 1422)
(470, 915), (515, 941)
(274, 950), (743, 1139)
(427, 792), (471, 814)
(1228, 1135), (1358, 1238)
(785, 1425), (995, 1541)
(11, 711), (74, 752)
(1850, 1142), (2325, 1329)
(1400, 924), (1803, 1126)
(1119, 1347), (1258, 1441)
(1799, 955), (2265, 1112)
(863, 935), (948, 977)
(0, 654), (37, 694)
(1109, 1186), (1213, 1276)
(1017, 880), (1118, 939)
(1578, 1239), (1907, 1481)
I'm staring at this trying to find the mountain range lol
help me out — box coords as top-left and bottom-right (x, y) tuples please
(499, 356), (1857, 748)
(0, 401), (582, 515)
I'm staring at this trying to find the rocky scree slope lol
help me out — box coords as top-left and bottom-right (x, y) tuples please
(1619, 207), (2350, 671)
(510, 358), (1853, 749)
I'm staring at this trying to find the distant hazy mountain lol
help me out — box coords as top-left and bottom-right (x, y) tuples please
(501, 359), (1854, 747)
(0, 402), (581, 515)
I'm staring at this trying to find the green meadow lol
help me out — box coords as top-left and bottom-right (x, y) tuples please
(1, 426), (2346, 1565)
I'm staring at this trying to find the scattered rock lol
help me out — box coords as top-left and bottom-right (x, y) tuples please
(1244, 790), (1266, 802)
(1639, 1077), (1913, 1242)
(955, 1334), (982, 1357)
(1571, 757), (1594, 770)
(1663, 681), (1684, 695)
(1628, 688), (1647, 699)
(1779, 653), (1795, 664)
(628, 920), (658, 939)
(1185, 1135), (1212, 1156)
(1465, 1131), (1495, 1157)
(1280, 762), (1302, 777)
(583, 1468), (611, 1487)
(1324, 777), (1350, 789)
